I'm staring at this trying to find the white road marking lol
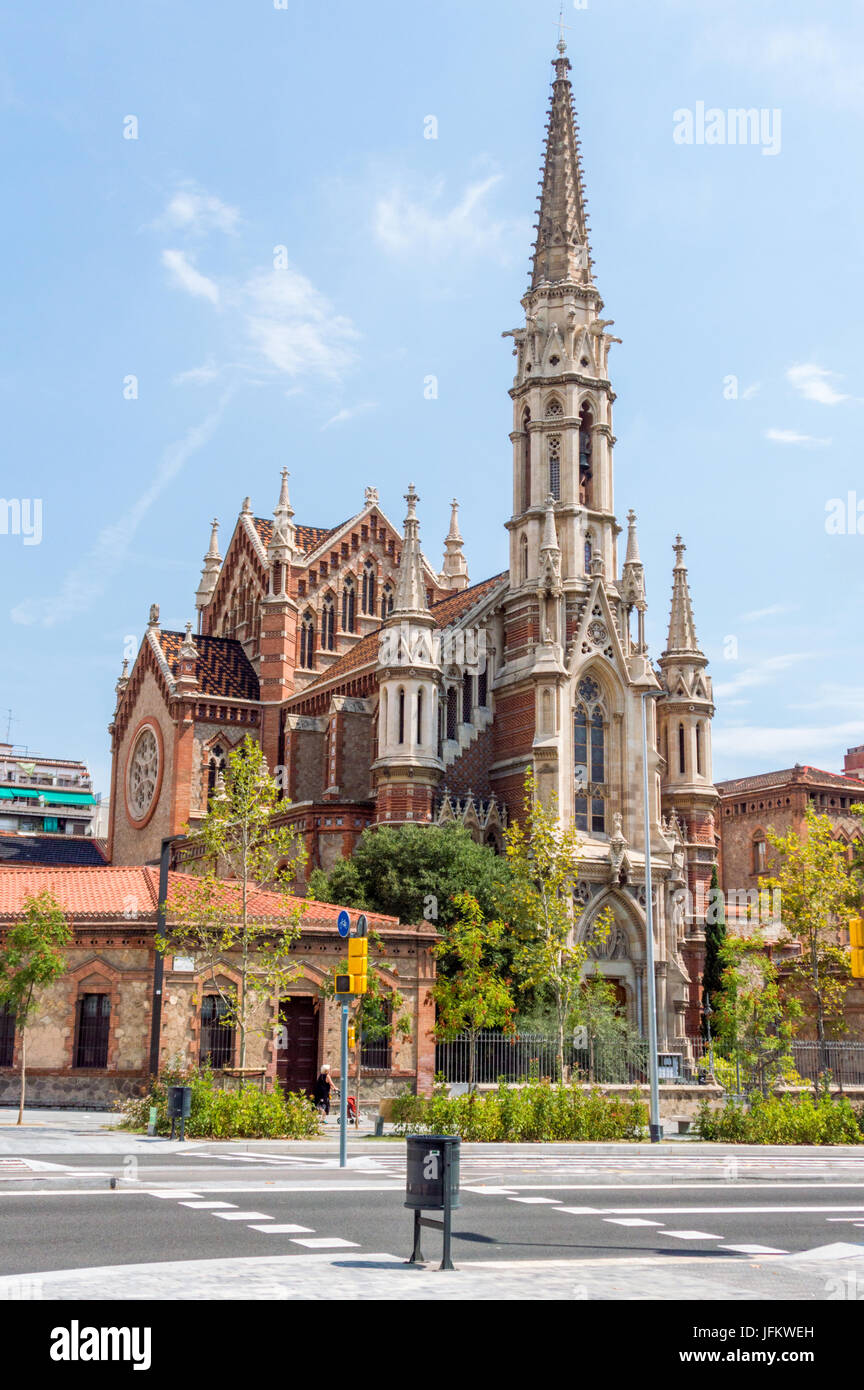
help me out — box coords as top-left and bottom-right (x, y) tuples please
(720, 1245), (787, 1255)
(661, 1230), (722, 1241)
(290, 1237), (358, 1249)
(213, 1211), (273, 1221)
(463, 1187), (519, 1195)
(791, 1243), (864, 1260)
(604, 1218), (663, 1227)
(248, 1224), (314, 1234)
(508, 1196), (561, 1205)
(147, 1190), (202, 1199)
(179, 1201), (236, 1209)
(559, 1204), (864, 1216)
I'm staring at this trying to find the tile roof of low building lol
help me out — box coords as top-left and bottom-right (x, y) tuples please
(0, 834), (107, 867)
(716, 765), (864, 796)
(252, 517), (342, 556)
(157, 632), (259, 701)
(0, 866), (414, 933)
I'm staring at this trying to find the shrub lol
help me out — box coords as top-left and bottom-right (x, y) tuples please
(694, 1092), (863, 1145)
(118, 1065), (321, 1140)
(390, 1081), (647, 1142)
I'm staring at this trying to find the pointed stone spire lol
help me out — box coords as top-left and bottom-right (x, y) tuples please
(439, 499), (469, 591)
(176, 621), (199, 693)
(621, 509), (646, 607)
(392, 484), (430, 619)
(114, 658), (130, 707)
(664, 535), (702, 655)
(266, 467), (296, 594)
(195, 518), (222, 616)
(531, 39), (594, 289)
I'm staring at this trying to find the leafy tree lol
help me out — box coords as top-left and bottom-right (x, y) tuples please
(571, 973), (644, 1083)
(0, 890), (71, 1124)
(712, 932), (802, 1095)
(306, 822), (509, 930)
(763, 804), (856, 1051)
(701, 862), (726, 1036)
(159, 735), (307, 1070)
(432, 892), (516, 1090)
(498, 770), (607, 1081)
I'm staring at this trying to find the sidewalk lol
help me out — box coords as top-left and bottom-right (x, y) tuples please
(1, 1247), (862, 1301)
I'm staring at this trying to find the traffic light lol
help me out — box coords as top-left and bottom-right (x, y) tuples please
(347, 936), (368, 995)
(850, 918), (864, 979)
(347, 1025), (356, 1049)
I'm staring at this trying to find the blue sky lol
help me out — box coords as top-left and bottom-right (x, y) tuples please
(1, 0), (863, 797)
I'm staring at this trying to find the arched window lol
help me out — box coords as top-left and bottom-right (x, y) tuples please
(545, 396), (563, 419)
(397, 688), (405, 744)
(379, 689), (388, 751)
(752, 835), (767, 874)
(578, 404), (593, 506)
(521, 408), (531, 512)
(342, 578), (355, 633)
(380, 583), (394, 620)
(321, 596), (335, 650)
(541, 689), (553, 735)
(520, 534), (528, 583)
(207, 745), (226, 798)
(462, 671), (473, 724)
(446, 686), (457, 741)
(478, 665), (488, 708)
(696, 722), (704, 777)
(678, 723), (686, 775)
(362, 561), (376, 615)
(548, 435), (561, 501)
(584, 533), (593, 575)
(416, 688), (424, 746)
(573, 676), (607, 834)
(299, 612), (315, 668)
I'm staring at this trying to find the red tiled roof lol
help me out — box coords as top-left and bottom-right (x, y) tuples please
(0, 865), (403, 930)
(716, 765), (864, 795)
(252, 518), (343, 556)
(158, 632), (259, 701)
(296, 572), (508, 697)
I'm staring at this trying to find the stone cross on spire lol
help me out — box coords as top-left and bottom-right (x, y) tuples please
(531, 34), (593, 289)
(664, 534), (702, 655)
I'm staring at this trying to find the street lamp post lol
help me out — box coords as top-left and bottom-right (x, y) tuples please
(149, 833), (186, 1078)
(640, 690), (663, 1143)
(702, 996), (716, 1082)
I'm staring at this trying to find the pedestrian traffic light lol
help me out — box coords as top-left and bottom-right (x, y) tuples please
(335, 972), (352, 995)
(347, 1025), (356, 1049)
(347, 936), (368, 994)
(850, 917), (864, 979)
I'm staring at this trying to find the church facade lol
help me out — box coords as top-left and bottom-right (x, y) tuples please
(107, 42), (718, 1049)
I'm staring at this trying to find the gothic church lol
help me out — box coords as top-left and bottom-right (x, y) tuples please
(107, 41), (718, 1046)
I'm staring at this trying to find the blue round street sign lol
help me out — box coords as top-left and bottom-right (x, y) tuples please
(337, 909), (351, 939)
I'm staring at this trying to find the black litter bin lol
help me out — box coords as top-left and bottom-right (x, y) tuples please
(167, 1086), (192, 1119)
(405, 1134), (461, 1212)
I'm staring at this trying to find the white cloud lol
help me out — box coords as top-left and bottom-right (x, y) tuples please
(321, 402), (377, 430)
(787, 363), (849, 406)
(739, 603), (795, 623)
(10, 394), (232, 628)
(241, 268), (359, 381)
(764, 428), (831, 447)
(374, 174), (527, 264)
(161, 249), (220, 305)
(173, 359), (226, 386)
(160, 185), (240, 236)
(741, 382), (761, 400)
(713, 652), (807, 701)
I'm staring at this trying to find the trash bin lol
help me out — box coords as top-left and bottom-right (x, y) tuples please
(167, 1086), (192, 1119)
(405, 1134), (461, 1212)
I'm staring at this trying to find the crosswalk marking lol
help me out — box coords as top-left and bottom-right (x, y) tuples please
(213, 1211), (274, 1221)
(249, 1224), (314, 1234)
(661, 1230), (721, 1241)
(604, 1218), (663, 1227)
(720, 1244), (787, 1255)
(290, 1237), (358, 1249)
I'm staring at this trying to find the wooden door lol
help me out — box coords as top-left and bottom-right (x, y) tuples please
(277, 997), (319, 1096)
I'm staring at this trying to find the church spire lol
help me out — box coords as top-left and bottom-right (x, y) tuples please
(439, 499), (469, 592)
(664, 535), (702, 656)
(195, 518), (222, 622)
(531, 37), (594, 289)
(393, 484), (430, 619)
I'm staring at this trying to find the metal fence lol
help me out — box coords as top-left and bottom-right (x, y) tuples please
(434, 1031), (864, 1090)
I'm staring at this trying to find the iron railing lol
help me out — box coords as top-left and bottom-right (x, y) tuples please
(434, 1031), (864, 1090)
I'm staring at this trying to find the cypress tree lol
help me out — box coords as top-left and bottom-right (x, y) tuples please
(701, 863), (726, 1037)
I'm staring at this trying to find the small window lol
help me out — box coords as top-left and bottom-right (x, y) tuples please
(398, 688), (406, 744)
(462, 671), (473, 724)
(416, 688), (423, 745)
(478, 666), (488, 708)
(341, 579), (356, 633)
(678, 723), (686, 775)
(753, 838), (767, 874)
(362, 561), (376, 615)
(322, 598), (335, 650)
(74, 994), (110, 1069)
(380, 584), (394, 620)
(520, 534), (528, 583)
(548, 435), (561, 501)
(299, 612), (315, 668)
(200, 995), (235, 1069)
(446, 686), (458, 741)
(0, 1004), (15, 1067)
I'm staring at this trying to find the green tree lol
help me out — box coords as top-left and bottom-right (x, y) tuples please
(571, 972), (644, 1083)
(306, 822), (509, 930)
(160, 735), (307, 1070)
(0, 890), (71, 1124)
(499, 771), (607, 1081)
(712, 933), (802, 1095)
(763, 804), (856, 1052)
(432, 892), (516, 1090)
(701, 862), (726, 1036)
